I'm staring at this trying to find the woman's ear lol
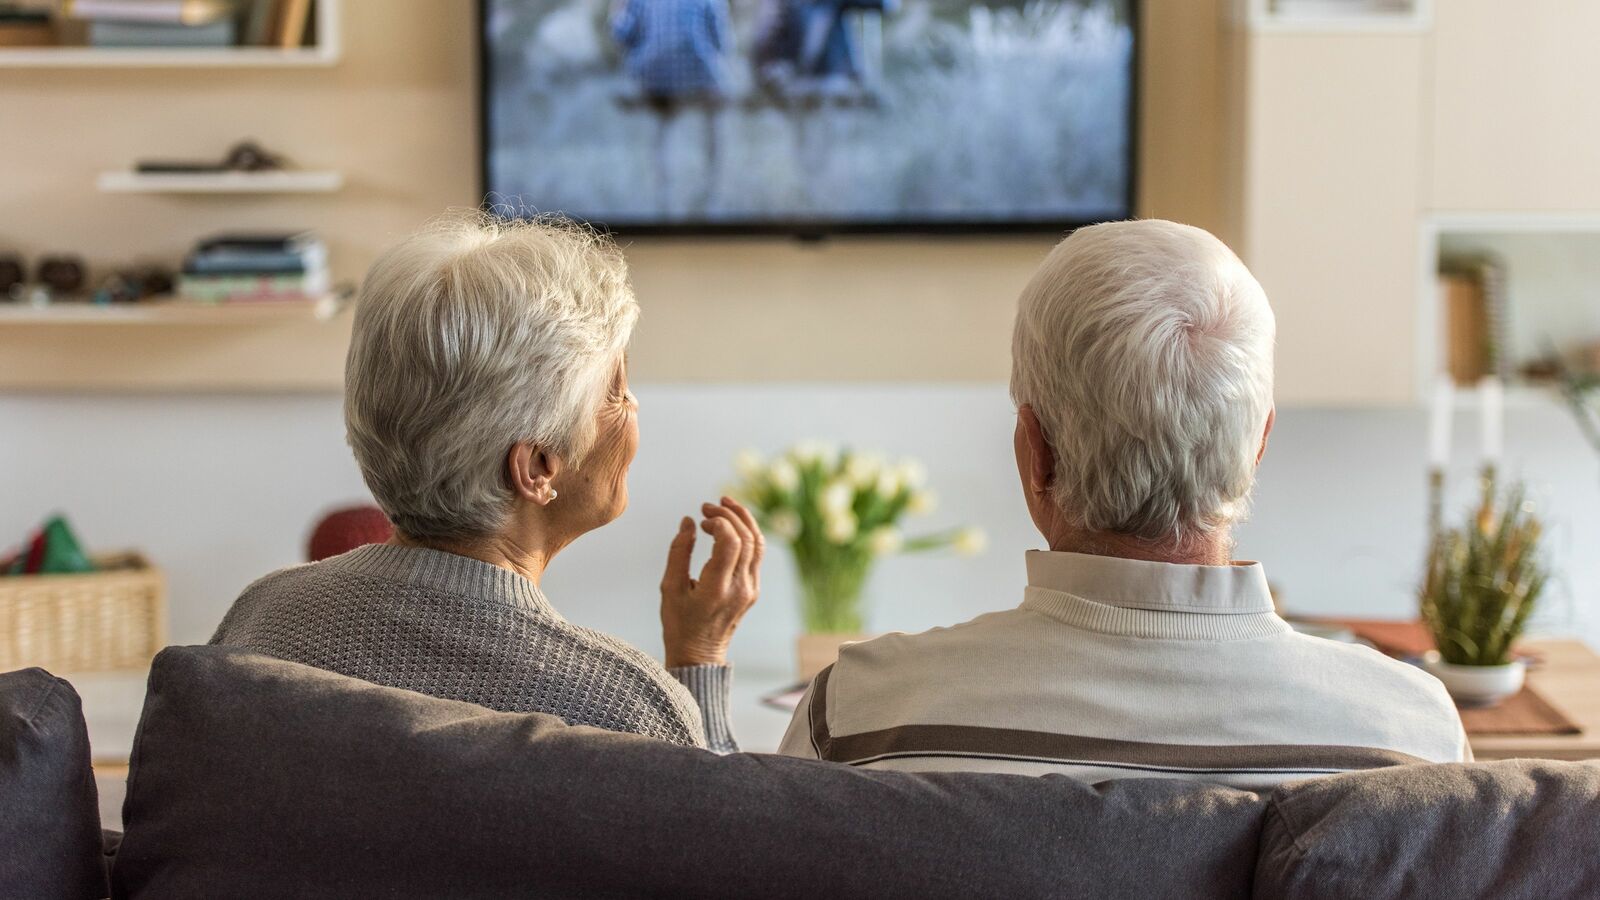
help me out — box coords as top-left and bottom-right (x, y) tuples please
(507, 442), (563, 506)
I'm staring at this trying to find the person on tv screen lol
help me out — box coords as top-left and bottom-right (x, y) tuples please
(753, 0), (898, 101)
(610, 0), (732, 217)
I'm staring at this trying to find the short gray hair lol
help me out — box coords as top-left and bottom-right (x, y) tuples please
(345, 213), (639, 542)
(1010, 220), (1275, 545)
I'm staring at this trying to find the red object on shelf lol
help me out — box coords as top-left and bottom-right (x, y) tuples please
(307, 505), (393, 562)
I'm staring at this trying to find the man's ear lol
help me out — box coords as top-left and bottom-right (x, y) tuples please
(1018, 404), (1056, 495)
(507, 442), (562, 506)
(1256, 407), (1276, 466)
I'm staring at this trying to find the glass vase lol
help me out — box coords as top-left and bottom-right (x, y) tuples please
(795, 554), (872, 634)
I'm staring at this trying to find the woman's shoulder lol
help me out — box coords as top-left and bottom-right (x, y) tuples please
(237, 560), (319, 599)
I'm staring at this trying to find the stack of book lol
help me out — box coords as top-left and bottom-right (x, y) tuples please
(63, 0), (315, 49)
(178, 232), (329, 303)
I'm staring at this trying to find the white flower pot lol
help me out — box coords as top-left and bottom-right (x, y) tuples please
(1422, 652), (1526, 708)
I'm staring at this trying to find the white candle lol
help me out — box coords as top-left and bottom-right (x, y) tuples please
(1429, 376), (1454, 469)
(1480, 376), (1504, 466)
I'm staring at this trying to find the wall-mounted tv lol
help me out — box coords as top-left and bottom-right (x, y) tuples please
(480, 0), (1137, 234)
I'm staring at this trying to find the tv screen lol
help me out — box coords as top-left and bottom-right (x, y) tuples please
(481, 0), (1136, 233)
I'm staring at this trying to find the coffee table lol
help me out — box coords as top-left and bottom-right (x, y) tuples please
(1469, 639), (1600, 762)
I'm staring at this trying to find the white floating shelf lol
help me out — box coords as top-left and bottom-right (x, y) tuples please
(0, 294), (349, 325)
(1446, 383), (1555, 410)
(1247, 0), (1429, 32)
(98, 170), (344, 194)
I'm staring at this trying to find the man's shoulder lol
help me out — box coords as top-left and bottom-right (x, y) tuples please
(1279, 632), (1460, 717)
(836, 607), (1038, 668)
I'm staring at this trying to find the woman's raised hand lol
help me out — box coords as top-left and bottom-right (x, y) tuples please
(660, 496), (763, 668)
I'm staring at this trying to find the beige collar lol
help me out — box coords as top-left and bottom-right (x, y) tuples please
(1021, 550), (1290, 640)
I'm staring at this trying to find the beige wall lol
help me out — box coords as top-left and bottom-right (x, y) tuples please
(1232, 32), (1426, 406)
(0, 0), (1224, 390)
(1430, 0), (1600, 212)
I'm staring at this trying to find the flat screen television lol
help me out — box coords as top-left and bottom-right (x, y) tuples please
(480, 0), (1137, 234)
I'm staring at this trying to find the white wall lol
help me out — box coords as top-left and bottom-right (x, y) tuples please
(3, 386), (1596, 673)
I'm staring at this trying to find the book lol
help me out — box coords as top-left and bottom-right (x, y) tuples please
(88, 18), (236, 47)
(62, 0), (236, 26)
(186, 254), (316, 275)
(1440, 273), (1489, 385)
(242, 0), (277, 46)
(195, 231), (321, 254)
(178, 271), (329, 301)
(0, 11), (51, 47)
(275, 0), (309, 48)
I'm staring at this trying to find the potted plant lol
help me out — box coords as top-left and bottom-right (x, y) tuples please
(1419, 476), (1547, 707)
(731, 442), (985, 678)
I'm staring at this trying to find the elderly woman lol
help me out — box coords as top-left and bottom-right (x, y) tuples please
(211, 215), (762, 752)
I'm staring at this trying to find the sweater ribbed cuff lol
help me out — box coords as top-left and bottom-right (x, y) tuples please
(668, 664), (737, 754)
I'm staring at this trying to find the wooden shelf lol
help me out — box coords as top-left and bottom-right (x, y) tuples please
(97, 170), (344, 194)
(0, 294), (349, 326)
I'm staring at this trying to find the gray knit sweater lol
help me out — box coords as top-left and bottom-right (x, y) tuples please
(210, 544), (736, 752)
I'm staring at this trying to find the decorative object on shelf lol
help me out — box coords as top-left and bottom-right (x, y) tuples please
(1438, 254), (1509, 386)
(87, 16), (235, 47)
(3, 514), (96, 576)
(0, 6), (52, 47)
(0, 252), (23, 297)
(1419, 475), (1547, 708)
(62, 0), (236, 26)
(0, 253), (167, 307)
(178, 230), (329, 302)
(91, 265), (175, 305)
(729, 442), (986, 678)
(0, 551), (166, 674)
(36, 254), (87, 294)
(134, 138), (285, 174)
(61, 0), (242, 47)
(273, 0), (314, 49)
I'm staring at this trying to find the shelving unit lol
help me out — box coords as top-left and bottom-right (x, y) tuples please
(0, 0), (340, 68)
(0, 293), (350, 326)
(97, 170), (344, 194)
(1415, 213), (1600, 403)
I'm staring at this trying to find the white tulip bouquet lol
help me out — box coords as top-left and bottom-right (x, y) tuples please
(731, 442), (986, 634)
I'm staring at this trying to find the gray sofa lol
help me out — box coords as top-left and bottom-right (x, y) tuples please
(4, 646), (1598, 900)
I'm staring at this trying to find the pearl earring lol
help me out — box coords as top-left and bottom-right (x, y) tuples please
(548, 489), (558, 501)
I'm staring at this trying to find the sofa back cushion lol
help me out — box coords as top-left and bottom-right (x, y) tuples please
(0, 667), (107, 900)
(1255, 759), (1600, 899)
(113, 646), (1267, 900)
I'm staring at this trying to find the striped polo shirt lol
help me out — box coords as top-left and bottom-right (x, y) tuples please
(777, 550), (1469, 789)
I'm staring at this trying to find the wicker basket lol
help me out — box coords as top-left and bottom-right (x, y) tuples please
(0, 552), (166, 674)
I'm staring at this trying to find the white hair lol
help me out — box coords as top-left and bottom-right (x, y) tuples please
(1010, 220), (1275, 546)
(345, 213), (639, 542)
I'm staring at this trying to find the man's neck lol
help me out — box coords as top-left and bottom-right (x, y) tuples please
(1046, 527), (1233, 567)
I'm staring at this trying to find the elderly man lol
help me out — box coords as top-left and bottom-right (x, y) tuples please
(778, 220), (1468, 788)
